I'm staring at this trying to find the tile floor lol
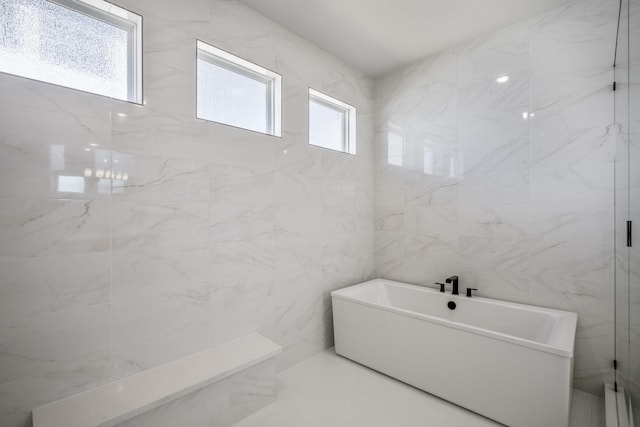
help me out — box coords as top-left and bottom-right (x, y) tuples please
(233, 349), (604, 427)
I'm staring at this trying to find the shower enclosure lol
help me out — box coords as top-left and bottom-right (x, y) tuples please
(614, 0), (639, 422)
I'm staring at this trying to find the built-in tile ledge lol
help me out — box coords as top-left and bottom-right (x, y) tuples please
(32, 334), (282, 427)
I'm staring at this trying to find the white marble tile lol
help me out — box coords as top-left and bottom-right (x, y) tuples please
(207, 0), (279, 71)
(273, 269), (324, 345)
(0, 199), (110, 258)
(459, 70), (529, 115)
(111, 105), (210, 161)
(322, 179), (357, 208)
(228, 360), (277, 425)
(373, 165), (405, 207)
(211, 165), (275, 205)
(529, 204), (613, 244)
(322, 231), (370, 287)
(111, 250), (211, 305)
(374, 206), (404, 232)
(459, 19), (530, 87)
(142, 17), (208, 76)
(530, 164), (613, 206)
(275, 236), (324, 278)
(275, 142), (322, 179)
(0, 103), (111, 199)
(529, 276), (613, 320)
(143, 59), (196, 117)
(211, 239), (275, 272)
(111, 201), (210, 253)
(529, 238), (614, 284)
(374, 231), (405, 278)
(111, 155), (211, 202)
(0, 253), (110, 322)
(110, 200), (211, 302)
(275, 172), (323, 206)
(324, 205), (357, 233)
(458, 204), (529, 240)
(0, 305), (109, 384)
(402, 232), (458, 269)
(117, 379), (229, 427)
(111, 297), (212, 379)
(321, 150), (358, 180)
(209, 241), (276, 349)
(404, 206), (458, 238)
(459, 269), (530, 304)
(403, 172), (458, 207)
(459, 235), (530, 275)
(530, 0), (618, 103)
(459, 73), (529, 174)
(211, 204), (275, 243)
(0, 357), (111, 427)
(275, 205), (323, 238)
(0, 73), (113, 114)
(459, 171), (529, 206)
(530, 87), (614, 169)
(399, 254), (461, 288)
(264, 324), (330, 373)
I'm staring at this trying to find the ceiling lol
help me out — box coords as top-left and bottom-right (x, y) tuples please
(238, 0), (568, 77)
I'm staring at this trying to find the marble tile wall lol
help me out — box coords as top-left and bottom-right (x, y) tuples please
(374, 0), (618, 395)
(0, 0), (374, 425)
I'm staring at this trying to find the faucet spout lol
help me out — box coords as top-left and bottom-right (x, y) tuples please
(445, 276), (459, 295)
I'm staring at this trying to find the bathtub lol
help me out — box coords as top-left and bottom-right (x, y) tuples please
(331, 278), (578, 427)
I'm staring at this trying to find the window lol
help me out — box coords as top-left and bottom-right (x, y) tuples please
(308, 88), (356, 154)
(0, 0), (142, 103)
(197, 40), (281, 136)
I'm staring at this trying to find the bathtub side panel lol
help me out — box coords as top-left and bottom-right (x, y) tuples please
(332, 297), (572, 427)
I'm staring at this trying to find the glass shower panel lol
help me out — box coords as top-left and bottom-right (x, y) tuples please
(615, 0), (631, 406)
(615, 0), (640, 417)
(629, 0), (640, 413)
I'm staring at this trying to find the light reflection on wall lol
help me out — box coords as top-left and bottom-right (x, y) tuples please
(387, 130), (404, 167)
(50, 145), (134, 195)
(423, 147), (434, 175)
(386, 127), (457, 178)
(110, 150), (135, 194)
(49, 145), (65, 171)
(57, 175), (85, 193)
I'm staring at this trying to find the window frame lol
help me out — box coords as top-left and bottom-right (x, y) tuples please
(308, 88), (356, 155)
(1, 0), (143, 103)
(196, 40), (282, 137)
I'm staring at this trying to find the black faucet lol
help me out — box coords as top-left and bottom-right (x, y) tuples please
(445, 276), (459, 295)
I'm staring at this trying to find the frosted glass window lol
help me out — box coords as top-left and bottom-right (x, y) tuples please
(309, 89), (356, 154)
(197, 40), (281, 136)
(0, 0), (142, 103)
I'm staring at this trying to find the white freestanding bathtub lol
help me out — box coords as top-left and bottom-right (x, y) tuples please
(331, 279), (578, 427)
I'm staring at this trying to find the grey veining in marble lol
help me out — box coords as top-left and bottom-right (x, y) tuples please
(0, 0), (374, 425)
(374, 0), (618, 395)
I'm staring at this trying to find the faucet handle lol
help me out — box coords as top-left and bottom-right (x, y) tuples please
(434, 282), (446, 292)
(466, 288), (478, 298)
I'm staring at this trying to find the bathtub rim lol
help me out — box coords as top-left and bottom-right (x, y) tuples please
(331, 278), (577, 359)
